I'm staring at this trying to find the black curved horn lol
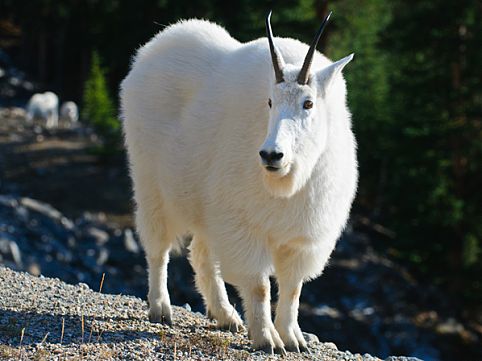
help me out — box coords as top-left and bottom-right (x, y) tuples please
(297, 11), (332, 85)
(266, 11), (284, 83)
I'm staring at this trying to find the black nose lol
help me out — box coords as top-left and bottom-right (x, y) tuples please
(259, 150), (284, 163)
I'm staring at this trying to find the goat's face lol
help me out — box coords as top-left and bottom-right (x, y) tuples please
(260, 12), (353, 198)
(259, 66), (322, 197)
(259, 56), (353, 198)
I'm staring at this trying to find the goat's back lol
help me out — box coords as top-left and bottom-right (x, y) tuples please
(121, 20), (248, 229)
(121, 19), (240, 126)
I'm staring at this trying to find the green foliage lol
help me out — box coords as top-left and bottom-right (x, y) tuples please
(301, 0), (482, 306)
(325, 0), (392, 209)
(326, 0), (481, 305)
(82, 51), (120, 149)
(380, 0), (482, 302)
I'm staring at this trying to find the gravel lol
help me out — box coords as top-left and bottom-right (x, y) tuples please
(0, 267), (422, 360)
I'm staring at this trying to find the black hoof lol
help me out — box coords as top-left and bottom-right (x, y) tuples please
(148, 313), (172, 326)
(220, 322), (242, 333)
(299, 344), (310, 353)
(257, 344), (274, 355)
(285, 344), (300, 353)
(274, 346), (287, 356)
(207, 310), (215, 320)
(256, 344), (287, 356)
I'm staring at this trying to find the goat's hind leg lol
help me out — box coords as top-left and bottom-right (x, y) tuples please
(136, 193), (173, 325)
(188, 237), (244, 332)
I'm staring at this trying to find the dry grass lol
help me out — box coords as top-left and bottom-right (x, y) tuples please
(79, 344), (120, 360)
(0, 344), (120, 361)
(88, 273), (105, 344)
(166, 330), (252, 360)
(0, 344), (20, 359)
(31, 348), (50, 361)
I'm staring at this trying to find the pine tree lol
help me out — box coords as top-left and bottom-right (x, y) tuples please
(82, 51), (120, 149)
(382, 0), (482, 303)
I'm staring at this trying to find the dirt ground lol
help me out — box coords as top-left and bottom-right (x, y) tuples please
(0, 113), (134, 227)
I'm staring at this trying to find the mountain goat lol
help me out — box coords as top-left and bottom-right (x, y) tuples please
(60, 101), (79, 125)
(120, 12), (357, 354)
(26, 91), (59, 129)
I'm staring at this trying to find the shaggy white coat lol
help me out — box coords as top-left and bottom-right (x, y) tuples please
(121, 19), (358, 354)
(60, 101), (79, 124)
(26, 91), (59, 129)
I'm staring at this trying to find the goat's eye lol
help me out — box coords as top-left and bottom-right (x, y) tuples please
(268, 98), (272, 108)
(303, 100), (313, 110)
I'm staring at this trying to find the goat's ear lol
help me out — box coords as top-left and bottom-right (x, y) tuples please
(316, 53), (354, 95)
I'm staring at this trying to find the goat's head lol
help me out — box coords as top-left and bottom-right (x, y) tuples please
(260, 11), (353, 198)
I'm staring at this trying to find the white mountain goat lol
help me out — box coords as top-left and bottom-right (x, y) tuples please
(121, 12), (357, 354)
(26, 91), (59, 129)
(60, 101), (79, 125)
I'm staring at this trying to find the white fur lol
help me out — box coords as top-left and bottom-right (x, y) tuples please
(60, 101), (79, 124)
(26, 91), (59, 129)
(121, 19), (358, 354)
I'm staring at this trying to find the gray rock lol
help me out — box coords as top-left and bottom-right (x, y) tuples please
(124, 228), (140, 253)
(85, 227), (109, 245)
(8, 240), (22, 266)
(0, 234), (22, 267)
(14, 205), (29, 222)
(20, 197), (63, 220)
(303, 332), (320, 343)
(0, 194), (17, 207)
(97, 247), (109, 265)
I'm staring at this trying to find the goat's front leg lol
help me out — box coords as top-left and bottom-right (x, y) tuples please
(274, 246), (308, 352)
(274, 278), (307, 352)
(238, 276), (286, 355)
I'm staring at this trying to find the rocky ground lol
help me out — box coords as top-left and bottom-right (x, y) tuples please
(0, 266), (423, 361)
(0, 109), (132, 226)
(0, 111), (481, 361)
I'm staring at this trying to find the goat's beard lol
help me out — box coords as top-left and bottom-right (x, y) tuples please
(261, 148), (321, 198)
(262, 162), (300, 198)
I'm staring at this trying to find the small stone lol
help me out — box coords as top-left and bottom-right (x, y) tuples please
(20, 197), (63, 220)
(323, 342), (337, 350)
(78, 283), (90, 290)
(9, 240), (22, 267)
(85, 227), (109, 245)
(28, 263), (41, 276)
(97, 248), (109, 265)
(303, 332), (320, 343)
(124, 229), (140, 253)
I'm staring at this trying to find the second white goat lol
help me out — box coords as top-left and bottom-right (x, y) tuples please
(26, 91), (59, 129)
(60, 101), (79, 125)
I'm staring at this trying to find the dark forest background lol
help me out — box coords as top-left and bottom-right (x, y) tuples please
(0, 0), (481, 352)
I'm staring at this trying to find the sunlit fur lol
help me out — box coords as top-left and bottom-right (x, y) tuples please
(26, 91), (59, 129)
(121, 19), (357, 353)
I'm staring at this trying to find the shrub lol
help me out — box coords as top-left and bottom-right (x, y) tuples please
(82, 51), (120, 149)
